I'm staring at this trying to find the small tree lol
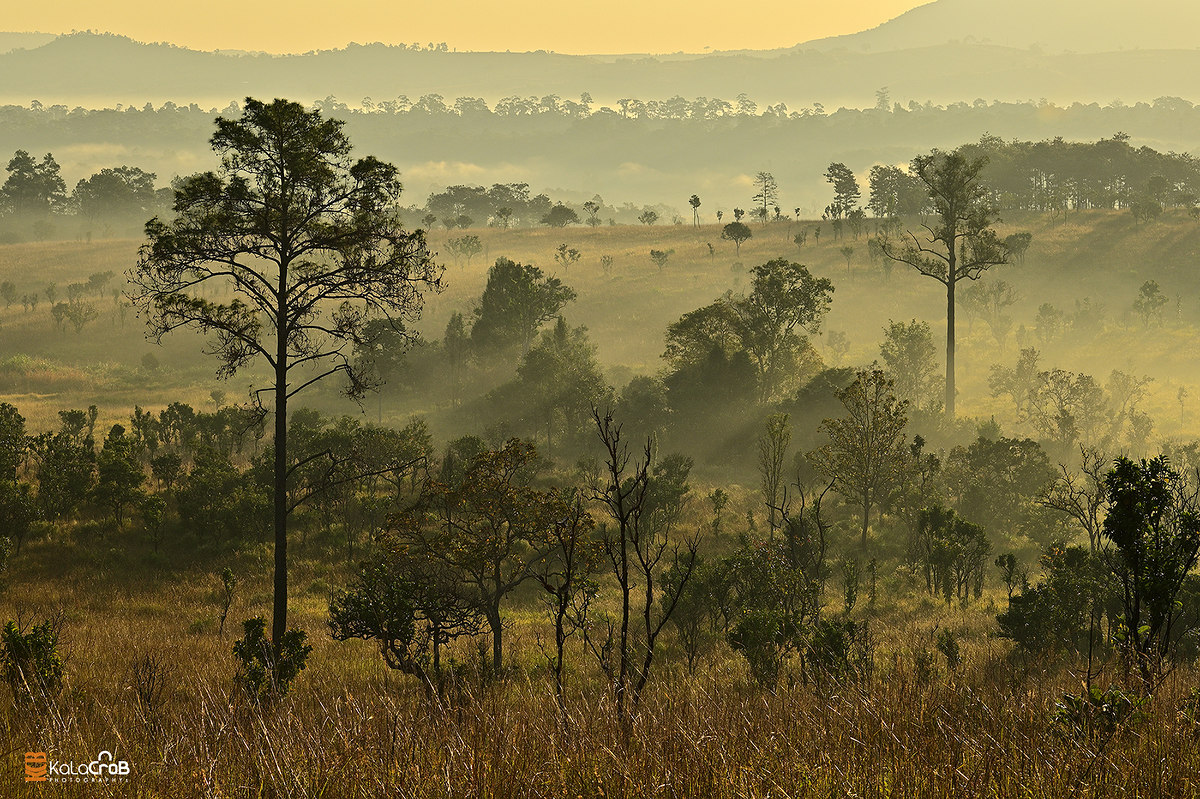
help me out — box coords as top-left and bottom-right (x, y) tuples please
(811, 369), (909, 549)
(757, 413), (791, 536)
(638, 208), (659, 226)
(688, 194), (701, 227)
(721, 221), (752, 255)
(554, 243), (582, 270)
(588, 410), (698, 719)
(1102, 456), (1200, 682)
(649, 248), (674, 270)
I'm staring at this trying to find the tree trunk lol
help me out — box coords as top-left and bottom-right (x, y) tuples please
(272, 357), (288, 653)
(861, 494), (870, 549)
(946, 266), (956, 420)
(488, 604), (503, 676)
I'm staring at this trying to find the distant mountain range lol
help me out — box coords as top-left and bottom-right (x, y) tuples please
(1, 0), (1198, 108)
(794, 0), (1200, 54)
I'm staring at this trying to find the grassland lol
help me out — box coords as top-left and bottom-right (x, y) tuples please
(2, 212), (1200, 796)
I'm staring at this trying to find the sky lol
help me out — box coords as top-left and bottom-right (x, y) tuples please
(4, 0), (928, 54)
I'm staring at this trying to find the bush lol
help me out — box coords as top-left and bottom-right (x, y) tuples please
(808, 619), (872, 683)
(1, 617), (64, 704)
(232, 617), (311, 702)
(1054, 685), (1143, 739)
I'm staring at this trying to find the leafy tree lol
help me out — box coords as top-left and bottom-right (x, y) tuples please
(0, 479), (36, 555)
(329, 552), (482, 696)
(1133, 280), (1168, 327)
(943, 435), (1059, 546)
(470, 257), (576, 357)
(664, 259), (832, 403)
(554, 243), (581, 270)
(912, 504), (991, 604)
(881, 148), (1009, 418)
(998, 544), (1116, 657)
(129, 97), (441, 658)
(811, 369), (909, 549)
(637, 208), (659, 226)
(1, 150), (65, 217)
(688, 194), (701, 227)
(177, 447), (268, 539)
(721, 221), (752, 255)
(541, 203), (579, 227)
(30, 416), (96, 521)
(507, 318), (611, 458)
(394, 439), (561, 675)
(734, 259), (834, 401)
(751, 172), (778, 222)
(1102, 456), (1200, 681)
(879, 319), (940, 415)
(93, 424), (146, 528)
(0, 282), (15, 308)
(824, 162), (861, 222)
(0, 403), (26, 481)
(582, 199), (601, 227)
(649, 248), (673, 270)
(73, 166), (160, 226)
(447, 234), (483, 266)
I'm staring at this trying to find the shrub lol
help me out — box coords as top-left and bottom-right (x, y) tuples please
(232, 617), (311, 702)
(1, 617), (64, 704)
(1054, 685), (1143, 739)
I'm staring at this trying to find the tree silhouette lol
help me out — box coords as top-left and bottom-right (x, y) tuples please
(130, 97), (441, 660)
(881, 149), (1008, 419)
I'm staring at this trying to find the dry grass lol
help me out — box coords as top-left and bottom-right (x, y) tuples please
(2, 522), (1199, 798)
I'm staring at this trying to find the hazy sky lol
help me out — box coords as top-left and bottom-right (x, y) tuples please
(6, 0), (927, 54)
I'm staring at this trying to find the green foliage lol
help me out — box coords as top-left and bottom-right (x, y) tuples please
(997, 545), (1115, 656)
(879, 319), (940, 415)
(1, 617), (64, 704)
(541, 204), (580, 227)
(936, 629), (960, 670)
(808, 619), (871, 683)
(232, 617), (312, 702)
(811, 369), (908, 548)
(1102, 456), (1200, 679)
(722, 537), (821, 689)
(178, 447), (268, 540)
(471, 257), (577, 357)
(720, 221), (752, 254)
(0, 479), (36, 553)
(93, 424), (147, 528)
(942, 435), (1059, 546)
(912, 504), (991, 605)
(0, 402), (25, 480)
(1054, 685), (1143, 740)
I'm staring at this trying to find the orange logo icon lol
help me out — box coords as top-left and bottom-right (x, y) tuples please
(25, 752), (48, 782)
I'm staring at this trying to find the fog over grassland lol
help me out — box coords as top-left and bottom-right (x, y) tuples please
(4, 1), (1200, 796)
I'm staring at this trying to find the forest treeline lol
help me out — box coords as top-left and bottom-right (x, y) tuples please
(6, 92), (1200, 213)
(5, 128), (1200, 241)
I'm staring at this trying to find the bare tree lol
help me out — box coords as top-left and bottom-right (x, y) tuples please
(587, 410), (698, 721)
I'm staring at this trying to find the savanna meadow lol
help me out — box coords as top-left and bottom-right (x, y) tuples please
(5, 4), (1200, 796)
